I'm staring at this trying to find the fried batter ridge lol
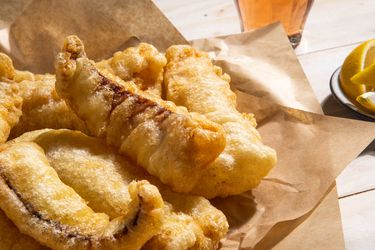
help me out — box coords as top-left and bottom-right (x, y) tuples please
(0, 53), (86, 139)
(3, 42), (165, 138)
(10, 129), (228, 249)
(55, 36), (226, 193)
(10, 73), (87, 138)
(96, 43), (166, 97)
(0, 209), (46, 250)
(164, 45), (277, 198)
(0, 53), (23, 143)
(0, 141), (164, 250)
(145, 189), (228, 250)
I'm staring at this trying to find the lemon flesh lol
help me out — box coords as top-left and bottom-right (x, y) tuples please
(351, 63), (375, 89)
(356, 91), (375, 113)
(339, 40), (375, 101)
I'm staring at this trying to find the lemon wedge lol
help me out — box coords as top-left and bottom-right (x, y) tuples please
(356, 92), (375, 113)
(340, 40), (375, 101)
(351, 63), (375, 88)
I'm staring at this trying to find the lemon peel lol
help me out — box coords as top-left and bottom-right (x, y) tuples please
(356, 91), (375, 113)
(340, 40), (375, 101)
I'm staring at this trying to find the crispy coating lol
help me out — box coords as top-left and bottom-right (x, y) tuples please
(0, 143), (110, 235)
(0, 141), (164, 250)
(14, 129), (228, 250)
(28, 130), (139, 220)
(0, 52), (86, 139)
(0, 209), (46, 250)
(55, 36), (226, 193)
(97, 43), (166, 97)
(144, 204), (204, 250)
(164, 45), (277, 198)
(5, 43), (166, 138)
(0, 81), (22, 143)
(0, 53), (15, 80)
(0, 54), (23, 143)
(9, 73), (86, 138)
(145, 189), (229, 250)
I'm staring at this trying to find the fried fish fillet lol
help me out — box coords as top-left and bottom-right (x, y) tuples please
(0, 141), (164, 250)
(144, 189), (228, 250)
(0, 53), (86, 138)
(14, 129), (142, 220)
(55, 35), (226, 193)
(0, 54), (23, 143)
(96, 43), (166, 97)
(0, 209), (46, 250)
(9, 72), (87, 138)
(164, 45), (277, 198)
(5, 42), (164, 138)
(13, 129), (228, 250)
(0, 53), (15, 80)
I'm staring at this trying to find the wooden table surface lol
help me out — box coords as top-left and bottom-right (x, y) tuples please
(154, 0), (375, 249)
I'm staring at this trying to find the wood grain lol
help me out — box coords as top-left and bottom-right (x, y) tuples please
(297, 44), (357, 108)
(153, 0), (241, 40)
(337, 140), (375, 198)
(340, 189), (375, 249)
(297, 0), (375, 54)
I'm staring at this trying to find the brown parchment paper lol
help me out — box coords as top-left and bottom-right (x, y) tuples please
(1, 1), (375, 249)
(220, 91), (375, 249)
(191, 24), (348, 249)
(262, 186), (344, 250)
(192, 24), (323, 115)
(0, 0), (187, 73)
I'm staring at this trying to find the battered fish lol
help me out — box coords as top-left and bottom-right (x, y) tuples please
(0, 209), (46, 250)
(145, 189), (228, 250)
(0, 53), (86, 139)
(0, 141), (164, 250)
(0, 54), (23, 143)
(164, 45), (277, 198)
(96, 43), (166, 97)
(4, 43), (165, 138)
(13, 129), (229, 250)
(55, 36), (226, 193)
(10, 73), (86, 138)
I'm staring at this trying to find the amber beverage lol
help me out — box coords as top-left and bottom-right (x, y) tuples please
(237, 0), (314, 48)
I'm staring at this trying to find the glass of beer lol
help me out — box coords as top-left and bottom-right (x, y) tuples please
(236, 0), (314, 48)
